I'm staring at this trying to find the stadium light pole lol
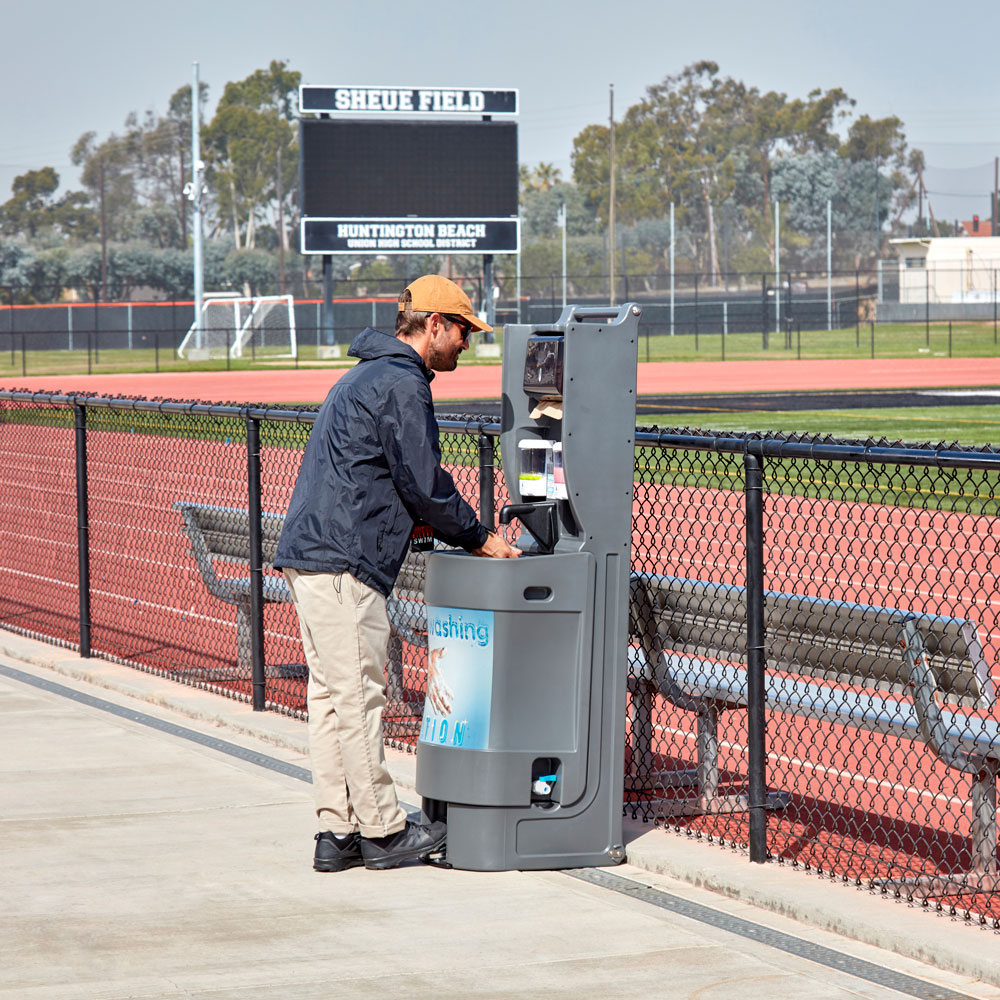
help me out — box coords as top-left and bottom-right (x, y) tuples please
(184, 61), (205, 351)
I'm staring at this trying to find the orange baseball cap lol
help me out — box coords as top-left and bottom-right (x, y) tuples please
(401, 274), (493, 334)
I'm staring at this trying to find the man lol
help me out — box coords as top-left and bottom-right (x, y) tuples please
(274, 275), (519, 873)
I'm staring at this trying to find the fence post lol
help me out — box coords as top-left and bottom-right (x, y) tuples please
(855, 270), (860, 347)
(744, 447), (767, 864)
(721, 302), (726, 362)
(478, 431), (495, 531)
(926, 267), (930, 346)
(21, 331), (26, 377)
(90, 285), (97, 375)
(74, 401), (92, 658)
(786, 273), (793, 340)
(694, 271), (699, 351)
(760, 273), (768, 349)
(246, 413), (267, 711)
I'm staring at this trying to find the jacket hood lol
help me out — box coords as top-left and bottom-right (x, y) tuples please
(348, 327), (431, 379)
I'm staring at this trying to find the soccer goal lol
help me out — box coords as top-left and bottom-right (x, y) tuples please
(178, 293), (297, 360)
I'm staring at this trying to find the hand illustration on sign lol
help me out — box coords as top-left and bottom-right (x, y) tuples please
(427, 647), (454, 716)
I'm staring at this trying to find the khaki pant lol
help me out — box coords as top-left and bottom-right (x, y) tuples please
(284, 568), (408, 838)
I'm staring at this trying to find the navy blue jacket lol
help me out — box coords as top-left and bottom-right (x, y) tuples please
(274, 328), (488, 596)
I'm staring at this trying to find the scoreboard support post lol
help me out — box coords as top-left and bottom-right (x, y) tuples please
(483, 254), (495, 341)
(322, 256), (335, 347)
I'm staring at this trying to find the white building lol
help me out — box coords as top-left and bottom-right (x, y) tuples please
(890, 236), (1000, 304)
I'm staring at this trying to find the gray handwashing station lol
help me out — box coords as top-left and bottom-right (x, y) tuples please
(416, 303), (640, 870)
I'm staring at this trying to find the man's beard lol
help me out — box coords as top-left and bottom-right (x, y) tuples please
(428, 343), (459, 371)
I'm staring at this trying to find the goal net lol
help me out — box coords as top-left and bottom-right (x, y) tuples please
(178, 294), (297, 360)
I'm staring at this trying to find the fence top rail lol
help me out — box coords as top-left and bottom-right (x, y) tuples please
(634, 427), (1000, 470)
(0, 389), (321, 424)
(3, 389), (1000, 470)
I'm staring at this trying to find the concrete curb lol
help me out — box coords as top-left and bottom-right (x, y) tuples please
(623, 820), (1000, 987)
(2, 627), (997, 988)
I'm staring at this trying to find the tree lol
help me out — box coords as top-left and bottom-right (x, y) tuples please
(166, 79), (210, 246)
(66, 78), (212, 258)
(224, 247), (276, 296)
(571, 62), (855, 276)
(116, 103), (194, 248)
(0, 167), (94, 240)
(520, 182), (592, 240)
(521, 162), (564, 194)
(840, 115), (907, 166)
(71, 131), (138, 244)
(203, 59), (300, 271)
(572, 62), (741, 278)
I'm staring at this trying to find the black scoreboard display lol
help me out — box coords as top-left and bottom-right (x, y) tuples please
(299, 85), (519, 255)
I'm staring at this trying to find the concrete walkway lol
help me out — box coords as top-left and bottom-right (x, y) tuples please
(2, 630), (999, 1000)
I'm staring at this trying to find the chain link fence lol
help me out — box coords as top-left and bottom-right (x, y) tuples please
(1, 389), (998, 926)
(4, 264), (1000, 377)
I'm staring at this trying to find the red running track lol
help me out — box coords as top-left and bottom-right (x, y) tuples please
(5, 355), (1000, 404)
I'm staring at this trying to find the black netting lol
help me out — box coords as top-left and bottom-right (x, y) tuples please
(0, 399), (78, 643)
(2, 393), (998, 926)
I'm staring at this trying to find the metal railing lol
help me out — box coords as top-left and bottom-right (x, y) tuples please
(1, 388), (998, 926)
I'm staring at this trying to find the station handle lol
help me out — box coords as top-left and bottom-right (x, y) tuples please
(564, 303), (640, 324)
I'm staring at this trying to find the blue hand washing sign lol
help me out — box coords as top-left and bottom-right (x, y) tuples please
(419, 606), (495, 750)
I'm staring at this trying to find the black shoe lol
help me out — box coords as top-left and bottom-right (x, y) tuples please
(360, 820), (447, 870)
(313, 831), (364, 872)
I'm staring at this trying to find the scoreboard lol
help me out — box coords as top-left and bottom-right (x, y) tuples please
(298, 85), (519, 256)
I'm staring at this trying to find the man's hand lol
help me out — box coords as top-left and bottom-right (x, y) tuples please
(471, 529), (520, 559)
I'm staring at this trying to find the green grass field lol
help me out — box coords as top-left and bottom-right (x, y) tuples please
(634, 321), (1000, 363)
(0, 344), (360, 378)
(4, 320), (1000, 377)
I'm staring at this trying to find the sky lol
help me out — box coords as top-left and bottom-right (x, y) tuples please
(1, 0), (998, 226)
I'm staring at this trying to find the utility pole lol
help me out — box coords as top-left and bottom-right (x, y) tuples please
(608, 83), (616, 306)
(558, 202), (567, 309)
(917, 167), (940, 238)
(98, 157), (108, 301)
(994, 156), (998, 237)
(183, 61), (206, 350)
(276, 144), (286, 293)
